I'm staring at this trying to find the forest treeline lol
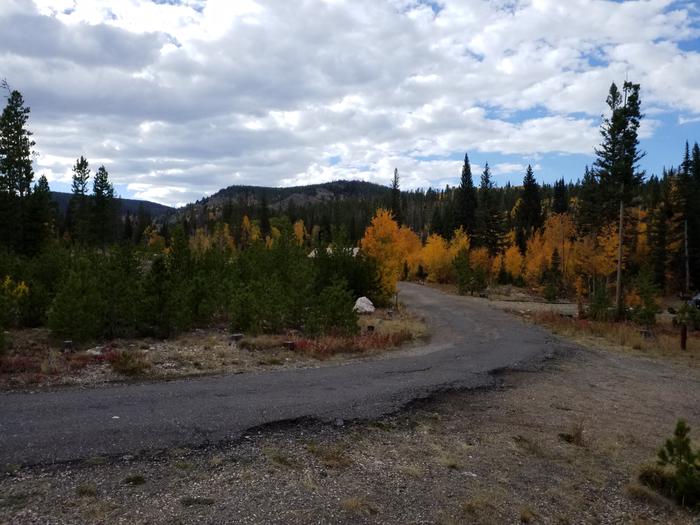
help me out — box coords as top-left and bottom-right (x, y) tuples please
(0, 80), (699, 345)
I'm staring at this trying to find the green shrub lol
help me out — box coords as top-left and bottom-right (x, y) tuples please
(640, 419), (700, 508)
(454, 250), (487, 296)
(304, 280), (359, 337)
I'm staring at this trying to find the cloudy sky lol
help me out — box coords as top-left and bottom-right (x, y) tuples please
(2, 0), (700, 206)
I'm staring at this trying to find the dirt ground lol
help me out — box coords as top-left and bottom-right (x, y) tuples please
(2, 329), (699, 524)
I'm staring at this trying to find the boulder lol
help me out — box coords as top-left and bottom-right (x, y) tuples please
(354, 296), (375, 314)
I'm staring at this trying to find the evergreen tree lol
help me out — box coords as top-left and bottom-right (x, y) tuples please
(430, 204), (444, 236)
(691, 142), (700, 288)
(593, 81), (644, 315)
(68, 156), (92, 244)
(475, 163), (506, 255)
(576, 166), (600, 234)
(0, 89), (35, 198)
(514, 164), (542, 252)
(0, 88), (35, 251)
(390, 168), (402, 224)
(23, 174), (54, 255)
(677, 142), (693, 293)
(454, 153), (477, 234)
(92, 165), (117, 245)
(71, 156), (90, 195)
(552, 178), (569, 214)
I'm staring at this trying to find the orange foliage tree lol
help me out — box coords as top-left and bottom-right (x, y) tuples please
(420, 234), (452, 283)
(360, 209), (406, 299)
(524, 213), (576, 287)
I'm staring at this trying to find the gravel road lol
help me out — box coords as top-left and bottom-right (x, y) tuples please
(0, 282), (568, 466)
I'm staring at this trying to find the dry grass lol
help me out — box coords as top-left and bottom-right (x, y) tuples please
(306, 442), (353, 469)
(339, 497), (379, 516)
(263, 447), (301, 470)
(104, 350), (150, 376)
(530, 311), (700, 366)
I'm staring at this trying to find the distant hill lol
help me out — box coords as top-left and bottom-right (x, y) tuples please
(51, 192), (175, 218)
(189, 180), (391, 211)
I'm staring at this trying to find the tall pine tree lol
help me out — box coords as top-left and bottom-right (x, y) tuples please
(0, 88), (35, 251)
(552, 178), (569, 214)
(68, 156), (92, 244)
(475, 163), (506, 255)
(514, 164), (542, 253)
(454, 153), (477, 234)
(593, 81), (644, 315)
(92, 165), (117, 246)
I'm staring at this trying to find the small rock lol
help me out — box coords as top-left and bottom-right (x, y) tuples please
(334, 418), (344, 427)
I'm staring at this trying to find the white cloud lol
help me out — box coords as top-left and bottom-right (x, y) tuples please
(1, 0), (697, 206)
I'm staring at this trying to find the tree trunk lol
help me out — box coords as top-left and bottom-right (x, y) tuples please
(615, 199), (624, 317)
(684, 218), (690, 295)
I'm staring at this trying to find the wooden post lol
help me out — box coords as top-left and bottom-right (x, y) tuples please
(681, 324), (688, 351)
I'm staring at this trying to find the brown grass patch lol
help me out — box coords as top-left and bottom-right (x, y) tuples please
(531, 311), (700, 365)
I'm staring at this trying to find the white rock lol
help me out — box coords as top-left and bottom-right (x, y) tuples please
(354, 296), (375, 314)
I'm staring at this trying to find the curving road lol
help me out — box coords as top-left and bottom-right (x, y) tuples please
(0, 283), (565, 466)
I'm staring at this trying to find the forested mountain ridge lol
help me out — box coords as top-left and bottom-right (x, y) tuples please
(198, 180), (391, 209)
(50, 191), (174, 218)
